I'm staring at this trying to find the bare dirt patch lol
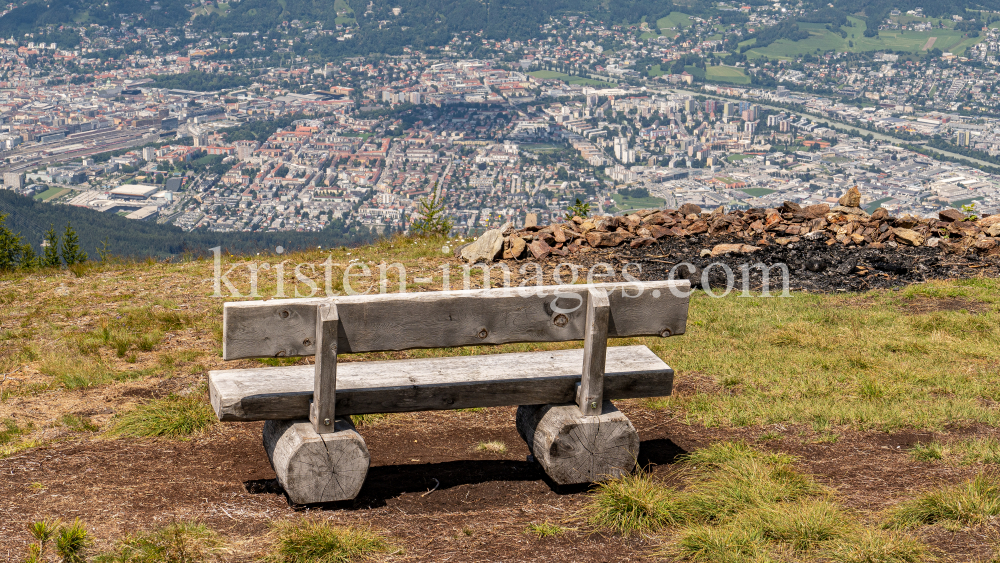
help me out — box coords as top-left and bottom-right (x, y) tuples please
(1, 402), (997, 562)
(896, 296), (990, 315)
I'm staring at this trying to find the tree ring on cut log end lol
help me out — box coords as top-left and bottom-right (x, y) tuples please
(263, 418), (370, 504)
(516, 401), (639, 485)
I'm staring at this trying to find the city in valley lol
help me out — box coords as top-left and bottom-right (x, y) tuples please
(4, 2), (1000, 562)
(0, 1), (997, 240)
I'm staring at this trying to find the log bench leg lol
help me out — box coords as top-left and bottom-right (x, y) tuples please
(516, 401), (639, 485)
(263, 417), (370, 504)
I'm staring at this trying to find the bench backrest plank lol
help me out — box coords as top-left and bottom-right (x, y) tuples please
(223, 280), (689, 360)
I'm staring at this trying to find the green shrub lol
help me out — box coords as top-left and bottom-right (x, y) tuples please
(25, 518), (90, 563)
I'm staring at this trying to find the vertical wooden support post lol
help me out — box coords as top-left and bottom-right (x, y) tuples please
(577, 287), (610, 416)
(311, 303), (338, 434)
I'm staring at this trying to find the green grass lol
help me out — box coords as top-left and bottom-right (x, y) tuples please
(642, 278), (1000, 431)
(909, 438), (1000, 465)
(78, 305), (192, 358)
(193, 1), (231, 16)
(587, 469), (684, 535)
(0, 417), (37, 458)
(727, 154), (753, 163)
(351, 413), (394, 427)
(524, 522), (567, 538)
(684, 65), (706, 79)
(38, 354), (120, 390)
(588, 442), (928, 562)
(657, 11), (693, 30)
(705, 65), (750, 85)
(610, 193), (666, 213)
(738, 188), (774, 197)
(93, 521), (225, 562)
(821, 529), (928, 563)
(59, 414), (99, 432)
(588, 442), (816, 535)
(909, 442), (945, 462)
(887, 474), (1000, 529)
(33, 187), (70, 202)
(521, 143), (561, 153)
(746, 15), (985, 60)
(269, 519), (396, 563)
(333, 0), (355, 25)
(0, 418), (30, 445)
(528, 70), (614, 87)
(108, 394), (216, 438)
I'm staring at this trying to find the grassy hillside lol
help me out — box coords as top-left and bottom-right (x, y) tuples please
(746, 15), (985, 59)
(1, 237), (999, 560)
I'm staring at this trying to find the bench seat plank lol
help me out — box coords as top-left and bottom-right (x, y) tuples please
(210, 345), (672, 422)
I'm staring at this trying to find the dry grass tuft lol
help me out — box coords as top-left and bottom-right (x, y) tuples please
(475, 440), (507, 454)
(92, 521), (226, 562)
(524, 522), (567, 538)
(887, 474), (1000, 529)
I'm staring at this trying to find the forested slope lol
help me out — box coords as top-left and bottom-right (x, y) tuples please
(0, 191), (379, 260)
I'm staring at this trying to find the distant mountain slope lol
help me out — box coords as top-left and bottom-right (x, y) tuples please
(0, 0), (190, 38)
(0, 0), (679, 54)
(0, 190), (379, 260)
(3, 0), (998, 55)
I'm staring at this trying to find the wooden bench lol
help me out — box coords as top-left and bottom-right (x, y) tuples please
(209, 280), (689, 504)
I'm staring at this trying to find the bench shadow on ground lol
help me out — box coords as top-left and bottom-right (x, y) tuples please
(243, 438), (687, 510)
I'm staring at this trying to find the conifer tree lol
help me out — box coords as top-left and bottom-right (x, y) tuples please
(0, 212), (24, 271)
(409, 187), (453, 237)
(41, 226), (61, 268)
(19, 241), (37, 270)
(60, 222), (87, 266)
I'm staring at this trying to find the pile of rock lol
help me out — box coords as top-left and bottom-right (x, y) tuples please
(459, 187), (1000, 263)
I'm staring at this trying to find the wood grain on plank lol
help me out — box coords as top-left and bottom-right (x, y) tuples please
(223, 280), (689, 360)
(578, 287), (610, 416)
(209, 345), (673, 422)
(310, 303), (338, 434)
